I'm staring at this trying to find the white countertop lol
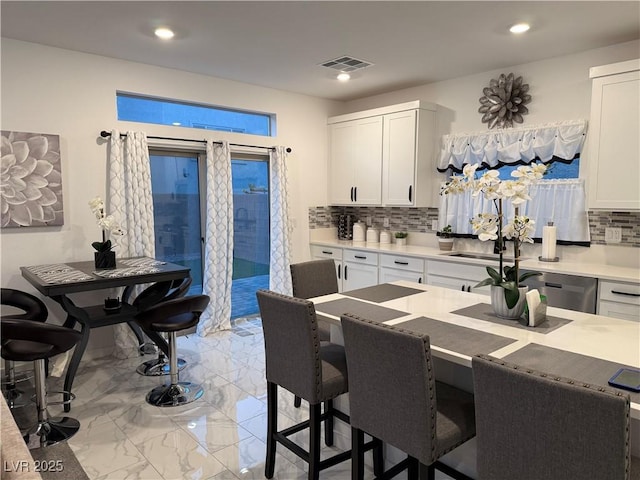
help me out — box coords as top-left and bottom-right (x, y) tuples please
(311, 239), (640, 284)
(313, 281), (640, 418)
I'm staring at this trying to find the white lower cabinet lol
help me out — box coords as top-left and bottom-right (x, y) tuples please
(426, 260), (491, 296)
(342, 249), (379, 291)
(310, 245), (344, 291)
(379, 253), (425, 284)
(597, 280), (640, 322)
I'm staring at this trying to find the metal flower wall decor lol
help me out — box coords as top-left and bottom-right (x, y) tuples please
(1, 131), (64, 228)
(479, 73), (531, 129)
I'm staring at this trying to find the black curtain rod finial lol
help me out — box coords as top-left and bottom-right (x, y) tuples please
(100, 130), (111, 138)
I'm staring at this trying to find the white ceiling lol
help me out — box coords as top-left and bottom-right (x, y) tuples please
(2, 1), (639, 101)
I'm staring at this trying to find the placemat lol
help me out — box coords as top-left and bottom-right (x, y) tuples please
(395, 316), (518, 357)
(93, 266), (161, 278)
(342, 283), (425, 303)
(451, 303), (572, 334)
(120, 257), (167, 267)
(25, 264), (95, 283)
(314, 298), (409, 322)
(503, 343), (639, 402)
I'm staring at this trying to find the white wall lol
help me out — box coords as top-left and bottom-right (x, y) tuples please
(0, 39), (340, 354)
(344, 40), (640, 140)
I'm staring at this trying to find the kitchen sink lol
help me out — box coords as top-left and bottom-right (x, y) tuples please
(442, 252), (523, 262)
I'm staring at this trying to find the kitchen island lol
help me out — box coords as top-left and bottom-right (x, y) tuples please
(310, 281), (640, 476)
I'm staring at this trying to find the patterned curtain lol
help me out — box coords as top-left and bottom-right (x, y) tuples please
(199, 141), (233, 335)
(268, 147), (293, 295)
(108, 130), (155, 358)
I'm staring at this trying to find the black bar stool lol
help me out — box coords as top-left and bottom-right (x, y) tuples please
(134, 294), (210, 407)
(1, 288), (48, 408)
(1, 318), (82, 447)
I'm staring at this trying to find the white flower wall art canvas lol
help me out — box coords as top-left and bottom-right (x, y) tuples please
(1, 131), (64, 228)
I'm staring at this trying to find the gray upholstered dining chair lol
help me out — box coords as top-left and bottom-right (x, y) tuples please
(290, 259), (339, 408)
(341, 313), (476, 480)
(472, 354), (633, 480)
(256, 289), (381, 480)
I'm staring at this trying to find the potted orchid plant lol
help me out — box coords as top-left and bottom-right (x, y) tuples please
(88, 196), (125, 269)
(441, 163), (546, 318)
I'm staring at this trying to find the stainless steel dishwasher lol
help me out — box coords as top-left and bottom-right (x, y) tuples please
(520, 270), (598, 314)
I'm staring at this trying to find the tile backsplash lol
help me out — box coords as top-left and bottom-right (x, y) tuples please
(309, 206), (639, 248)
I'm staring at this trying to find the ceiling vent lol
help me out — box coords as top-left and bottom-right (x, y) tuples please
(319, 55), (374, 73)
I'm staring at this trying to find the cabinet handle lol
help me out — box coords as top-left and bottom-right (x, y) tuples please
(338, 264), (341, 279)
(418, 277), (422, 284)
(344, 265), (348, 280)
(355, 255), (367, 260)
(467, 285), (471, 292)
(461, 285), (465, 291)
(545, 282), (563, 289)
(394, 261), (409, 265)
(354, 187), (357, 202)
(408, 185), (412, 202)
(322, 250), (333, 255)
(350, 187), (354, 202)
(611, 290), (640, 297)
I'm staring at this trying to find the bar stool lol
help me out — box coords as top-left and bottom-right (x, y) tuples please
(134, 294), (209, 407)
(123, 277), (192, 376)
(472, 354), (634, 480)
(290, 259), (338, 408)
(341, 314), (476, 480)
(256, 290), (382, 480)
(1, 288), (48, 408)
(1, 318), (82, 447)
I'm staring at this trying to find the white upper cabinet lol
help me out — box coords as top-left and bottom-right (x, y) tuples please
(586, 59), (640, 210)
(328, 116), (383, 205)
(328, 101), (437, 207)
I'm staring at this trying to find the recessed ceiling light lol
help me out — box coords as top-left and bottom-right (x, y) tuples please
(154, 27), (175, 40)
(337, 72), (351, 82)
(509, 23), (530, 34)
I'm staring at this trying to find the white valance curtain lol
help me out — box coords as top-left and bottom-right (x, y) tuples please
(437, 120), (587, 173)
(108, 130), (155, 358)
(199, 141), (234, 336)
(438, 179), (590, 243)
(268, 146), (293, 295)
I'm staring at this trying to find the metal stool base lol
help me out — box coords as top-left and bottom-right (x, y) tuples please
(136, 357), (186, 376)
(27, 416), (80, 448)
(146, 381), (203, 407)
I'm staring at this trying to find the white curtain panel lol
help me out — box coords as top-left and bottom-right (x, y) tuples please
(268, 146), (293, 295)
(439, 179), (590, 243)
(108, 130), (155, 358)
(199, 141), (233, 336)
(438, 120), (587, 172)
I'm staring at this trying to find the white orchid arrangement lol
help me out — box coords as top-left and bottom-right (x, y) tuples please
(441, 162), (547, 308)
(88, 196), (125, 252)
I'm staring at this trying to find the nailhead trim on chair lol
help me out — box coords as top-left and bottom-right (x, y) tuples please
(476, 353), (631, 479)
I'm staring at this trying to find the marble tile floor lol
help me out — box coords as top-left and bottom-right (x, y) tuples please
(9, 317), (454, 480)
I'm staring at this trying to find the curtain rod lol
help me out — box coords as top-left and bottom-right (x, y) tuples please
(99, 131), (291, 153)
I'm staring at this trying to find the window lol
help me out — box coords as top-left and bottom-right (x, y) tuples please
(494, 159), (580, 180)
(117, 93), (273, 136)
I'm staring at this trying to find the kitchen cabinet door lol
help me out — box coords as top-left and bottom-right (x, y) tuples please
(379, 267), (423, 284)
(328, 116), (383, 205)
(383, 110), (417, 206)
(343, 262), (378, 291)
(587, 60), (640, 210)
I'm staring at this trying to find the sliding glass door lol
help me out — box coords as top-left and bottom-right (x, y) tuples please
(149, 149), (270, 318)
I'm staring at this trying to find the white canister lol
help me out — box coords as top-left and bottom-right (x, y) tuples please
(352, 221), (366, 242)
(366, 227), (379, 243)
(379, 231), (391, 244)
